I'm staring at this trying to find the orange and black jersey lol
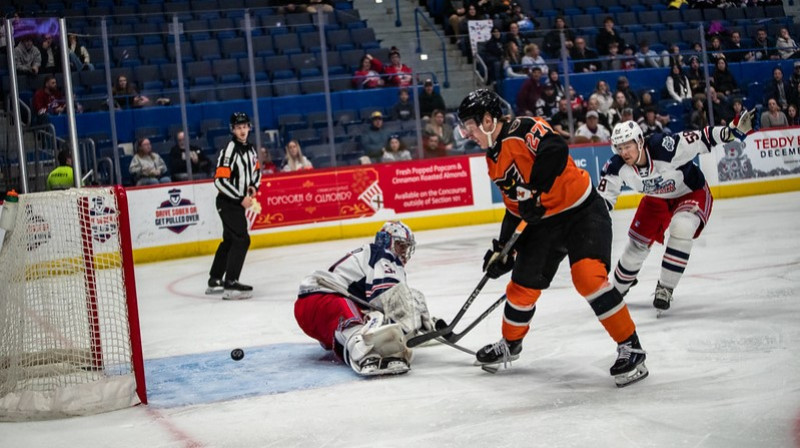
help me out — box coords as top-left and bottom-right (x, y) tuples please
(486, 116), (592, 219)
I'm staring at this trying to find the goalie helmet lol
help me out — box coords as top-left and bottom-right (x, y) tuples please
(611, 120), (644, 155)
(375, 221), (416, 265)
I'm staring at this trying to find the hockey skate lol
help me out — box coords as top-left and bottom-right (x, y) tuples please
(222, 280), (253, 300)
(474, 338), (522, 373)
(653, 282), (674, 317)
(355, 355), (410, 376)
(205, 278), (224, 295)
(610, 333), (648, 388)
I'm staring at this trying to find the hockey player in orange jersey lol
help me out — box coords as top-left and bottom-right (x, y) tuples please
(457, 89), (648, 387)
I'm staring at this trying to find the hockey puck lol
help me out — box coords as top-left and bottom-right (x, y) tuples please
(230, 348), (244, 361)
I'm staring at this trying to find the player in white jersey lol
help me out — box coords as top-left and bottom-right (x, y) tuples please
(597, 110), (754, 314)
(294, 221), (433, 376)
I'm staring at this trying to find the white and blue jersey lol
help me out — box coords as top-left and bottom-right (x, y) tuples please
(298, 243), (407, 306)
(597, 126), (732, 208)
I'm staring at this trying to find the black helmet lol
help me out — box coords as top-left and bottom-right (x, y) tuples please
(230, 112), (251, 130)
(457, 89), (502, 126)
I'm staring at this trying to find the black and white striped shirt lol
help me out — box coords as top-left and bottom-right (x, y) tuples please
(214, 139), (261, 200)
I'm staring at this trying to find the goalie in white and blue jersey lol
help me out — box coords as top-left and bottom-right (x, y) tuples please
(597, 109), (755, 315)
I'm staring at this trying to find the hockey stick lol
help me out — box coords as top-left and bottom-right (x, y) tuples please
(443, 294), (507, 344)
(406, 220), (528, 348)
(315, 277), (475, 356)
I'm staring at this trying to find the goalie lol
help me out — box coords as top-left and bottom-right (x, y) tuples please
(294, 221), (432, 376)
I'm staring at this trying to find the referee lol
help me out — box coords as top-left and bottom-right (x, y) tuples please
(206, 112), (261, 300)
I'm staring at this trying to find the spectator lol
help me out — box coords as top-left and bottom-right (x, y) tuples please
(689, 99), (708, 130)
(542, 16), (574, 58)
(710, 57), (739, 98)
(764, 66), (791, 112)
(726, 31), (752, 63)
(664, 44), (684, 68)
(506, 2), (536, 34)
(36, 35), (60, 74)
(570, 37), (598, 73)
(706, 36), (726, 63)
(666, 63), (692, 103)
(544, 70), (563, 99)
(787, 103), (800, 126)
(515, 66), (543, 116)
(457, 4), (485, 63)
(424, 109), (455, 151)
(638, 107), (664, 137)
(568, 86), (586, 125)
(419, 78), (446, 120)
(575, 111), (611, 142)
(352, 55), (385, 89)
(620, 43), (637, 70)
(481, 27), (505, 86)
(549, 98), (573, 139)
(113, 75), (150, 109)
(359, 111), (392, 163)
(776, 27), (800, 60)
(708, 87), (734, 126)
(47, 149), (74, 190)
(585, 96), (612, 130)
(790, 61), (800, 95)
(13, 36), (41, 76)
(170, 131), (211, 181)
(32, 75), (66, 123)
(382, 48), (414, 88)
(130, 138), (170, 186)
(601, 41), (623, 71)
(535, 83), (560, 120)
(638, 91), (670, 128)
(589, 80), (614, 114)
(760, 98), (788, 129)
(503, 22), (527, 56)
(521, 43), (547, 75)
(447, 1), (479, 42)
(616, 76), (639, 109)
(503, 41), (528, 79)
(686, 56), (707, 100)
(305, 0), (334, 13)
(67, 33), (94, 72)
(390, 88), (415, 121)
(258, 147), (278, 175)
(422, 133), (446, 158)
(611, 90), (630, 119)
(595, 16), (625, 56)
(753, 28), (779, 61)
(731, 98), (745, 124)
(635, 40), (664, 68)
(282, 139), (313, 171)
(382, 134), (412, 162)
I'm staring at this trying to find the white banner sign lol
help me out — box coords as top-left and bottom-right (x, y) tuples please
(467, 19), (493, 58)
(714, 127), (800, 182)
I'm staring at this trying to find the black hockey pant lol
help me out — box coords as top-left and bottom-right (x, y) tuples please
(209, 195), (250, 283)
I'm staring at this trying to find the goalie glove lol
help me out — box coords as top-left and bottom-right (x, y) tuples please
(483, 239), (514, 279)
(729, 108), (755, 141)
(378, 283), (431, 335)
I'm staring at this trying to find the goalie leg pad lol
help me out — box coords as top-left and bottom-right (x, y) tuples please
(336, 312), (412, 376)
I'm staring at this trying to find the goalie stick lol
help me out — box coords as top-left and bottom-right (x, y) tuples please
(315, 277), (475, 356)
(405, 220), (528, 348)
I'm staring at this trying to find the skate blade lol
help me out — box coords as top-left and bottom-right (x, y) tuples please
(359, 364), (410, 376)
(615, 363), (649, 388)
(473, 354), (520, 372)
(222, 291), (253, 300)
(205, 286), (224, 295)
(656, 309), (667, 318)
(481, 365), (499, 374)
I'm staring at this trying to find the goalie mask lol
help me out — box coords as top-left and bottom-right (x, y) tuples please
(375, 221), (416, 265)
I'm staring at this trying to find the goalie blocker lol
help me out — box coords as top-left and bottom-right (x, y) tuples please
(294, 221), (434, 376)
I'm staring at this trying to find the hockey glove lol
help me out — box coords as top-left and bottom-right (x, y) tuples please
(517, 186), (545, 224)
(483, 239), (515, 279)
(730, 108), (755, 141)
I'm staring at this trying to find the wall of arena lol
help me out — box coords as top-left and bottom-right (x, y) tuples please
(125, 126), (800, 263)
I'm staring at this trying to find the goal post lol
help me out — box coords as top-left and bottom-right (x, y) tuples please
(0, 186), (146, 421)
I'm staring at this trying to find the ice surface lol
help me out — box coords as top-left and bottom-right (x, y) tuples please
(3, 192), (800, 447)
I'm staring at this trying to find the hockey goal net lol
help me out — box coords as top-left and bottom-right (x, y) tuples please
(0, 186), (146, 421)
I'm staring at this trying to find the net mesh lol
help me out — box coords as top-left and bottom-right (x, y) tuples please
(0, 187), (141, 420)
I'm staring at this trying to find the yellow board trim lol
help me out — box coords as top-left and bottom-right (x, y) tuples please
(132, 178), (800, 264)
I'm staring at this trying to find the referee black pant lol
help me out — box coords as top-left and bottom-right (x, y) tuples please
(209, 195), (251, 283)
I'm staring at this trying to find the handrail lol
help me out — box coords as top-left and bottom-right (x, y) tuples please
(414, 8), (449, 88)
(473, 53), (487, 87)
(394, 0), (402, 27)
(97, 157), (115, 185)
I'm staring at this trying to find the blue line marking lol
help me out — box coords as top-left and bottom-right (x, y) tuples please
(144, 343), (358, 408)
